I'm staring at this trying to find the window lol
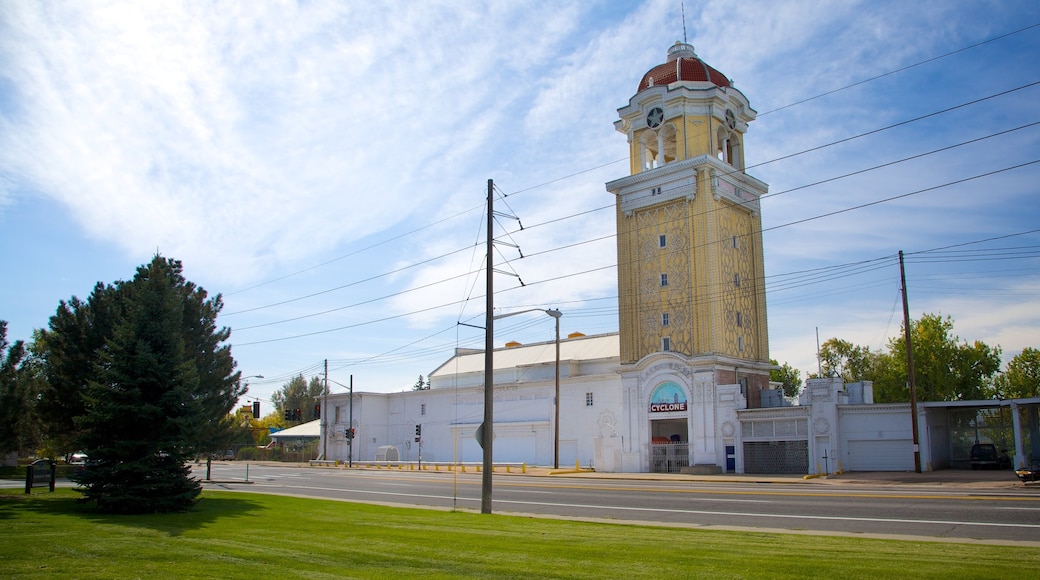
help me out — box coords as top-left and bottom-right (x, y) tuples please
(421, 403), (426, 416)
(738, 336), (745, 352)
(586, 392), (594, 407)
(651, 186), (663, 196)
(335, 406), (341, 424)
(659, 234), (667, 248)
(738, 377), (748, 397)
(736, 312), (743, 327)
(660, 273), (669, 287)
(732, 235), (738, 249)
(734, 273), (740, 287)
(662, 312), (670, 327)
(662, 337), (671, 352)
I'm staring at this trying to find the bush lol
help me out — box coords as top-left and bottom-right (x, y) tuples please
(237, 447), (260, 461)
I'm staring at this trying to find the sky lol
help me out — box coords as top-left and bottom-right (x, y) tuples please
(2, 1), (1038, 409)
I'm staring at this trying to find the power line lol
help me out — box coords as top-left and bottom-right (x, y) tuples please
(224, 21), (1039, 304)
(757, 22), (1040, 116)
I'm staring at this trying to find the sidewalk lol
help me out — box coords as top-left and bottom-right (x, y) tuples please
(208, 460), (1036, 491)
(538, 466), (1030, 490)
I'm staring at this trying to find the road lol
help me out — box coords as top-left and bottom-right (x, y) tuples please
(193, 463), (1040, 545)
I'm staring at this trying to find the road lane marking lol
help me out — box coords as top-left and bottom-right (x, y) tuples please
(235, 483), (1040, 530)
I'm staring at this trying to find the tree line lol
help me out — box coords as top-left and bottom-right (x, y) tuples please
(771, 313), (1038, 403)
(2, 256), (1038, 512)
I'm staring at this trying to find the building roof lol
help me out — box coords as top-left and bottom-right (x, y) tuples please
(429, 332), (620, 379)
(270, 419), (320, 439)
(638, 42), (731, 92)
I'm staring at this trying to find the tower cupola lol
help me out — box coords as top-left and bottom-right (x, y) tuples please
(637, 42), (732, 92)
(615, 42), (755, 174)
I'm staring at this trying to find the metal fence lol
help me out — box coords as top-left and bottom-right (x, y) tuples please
(743, 440), (808, 474)
(650, 443), (690, 473)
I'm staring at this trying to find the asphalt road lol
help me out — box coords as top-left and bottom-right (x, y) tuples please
(193, 463), (1040, 545)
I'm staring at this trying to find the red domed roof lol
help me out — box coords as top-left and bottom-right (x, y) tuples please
(637, 42), (730, 92)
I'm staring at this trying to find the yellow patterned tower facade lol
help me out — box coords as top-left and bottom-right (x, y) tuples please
(606, 42), (772, 407)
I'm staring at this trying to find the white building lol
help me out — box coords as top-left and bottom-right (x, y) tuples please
(319, 42), (1039, 475)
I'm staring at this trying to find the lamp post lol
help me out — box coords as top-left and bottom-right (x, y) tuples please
(489, 308), (562, 471)
(545, 309), (562, 469)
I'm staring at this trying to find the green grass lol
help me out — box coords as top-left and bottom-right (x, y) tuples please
(1, 489), (1037, 579)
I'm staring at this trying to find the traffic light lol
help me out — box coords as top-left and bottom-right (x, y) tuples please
(294, 408), (301, 421)
(346, 428), (354, 440)
(252, 401), (260, 418)
(415, 424), (422, 437)
(313, 403), (321, 420)
(284, 408), (291, 421)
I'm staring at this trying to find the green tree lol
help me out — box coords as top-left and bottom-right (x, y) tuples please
(45, 255), (243, 513)
(817, 314), (1001, 403)
(769, 360), (802, 398)
(816, 338), (878, 382)
(0, 322), (32, 455)
(413, 374), (428, 391)
(995, 347), (1040, 399)
(884, 313), (1001, 402)
(34, 284), (119, 455)
(272, 374), (324, 423)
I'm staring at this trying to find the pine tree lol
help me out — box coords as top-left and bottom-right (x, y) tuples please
(66, 256), (243, 513)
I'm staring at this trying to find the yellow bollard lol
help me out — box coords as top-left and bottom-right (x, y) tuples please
(477, 465), (481, 473)
(522, 462), (527, 474)
(460, 464), (465, 472)
(506, 465), (511, 473)
(575, 459), (580, 470)
(435, 464), (439, 471)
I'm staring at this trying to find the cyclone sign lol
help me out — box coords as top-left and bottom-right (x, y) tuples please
(649, 381), (687, 413)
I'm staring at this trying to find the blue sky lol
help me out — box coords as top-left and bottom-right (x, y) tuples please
(2, 1), (1038, 408)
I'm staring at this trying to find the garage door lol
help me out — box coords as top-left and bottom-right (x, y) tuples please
(845, 439), (914, 471)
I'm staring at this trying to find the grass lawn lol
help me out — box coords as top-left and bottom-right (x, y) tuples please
(1, 488), (1038, 579)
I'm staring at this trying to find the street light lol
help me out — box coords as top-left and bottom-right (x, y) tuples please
(544, 309), (562, 469)
(486, 309), (561, 473)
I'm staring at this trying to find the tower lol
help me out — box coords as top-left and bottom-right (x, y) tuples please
(606, 42), (772, 472)
(607, 41), (772, 403)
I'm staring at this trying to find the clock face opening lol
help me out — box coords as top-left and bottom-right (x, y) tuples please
(725, 109), (736, 130)
(646, 107), (664, 128)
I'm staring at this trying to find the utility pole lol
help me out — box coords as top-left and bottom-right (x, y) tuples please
(481, 178), (494, 515)
(348, 374), (354, 468)
(551, 309), (562, 469)
(322, 359), (328, 460)
(899, 251), (922, 473)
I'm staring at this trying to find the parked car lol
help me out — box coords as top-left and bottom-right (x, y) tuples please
(1016, 463), (1040, 483)
(970, 443), (1011, 469)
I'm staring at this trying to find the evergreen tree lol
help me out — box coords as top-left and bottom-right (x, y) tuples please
(0, 322), (31, 454)
(55, 256), (243, 513)
(34, 284), (119, 455)
(413, 375), (428, 391)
